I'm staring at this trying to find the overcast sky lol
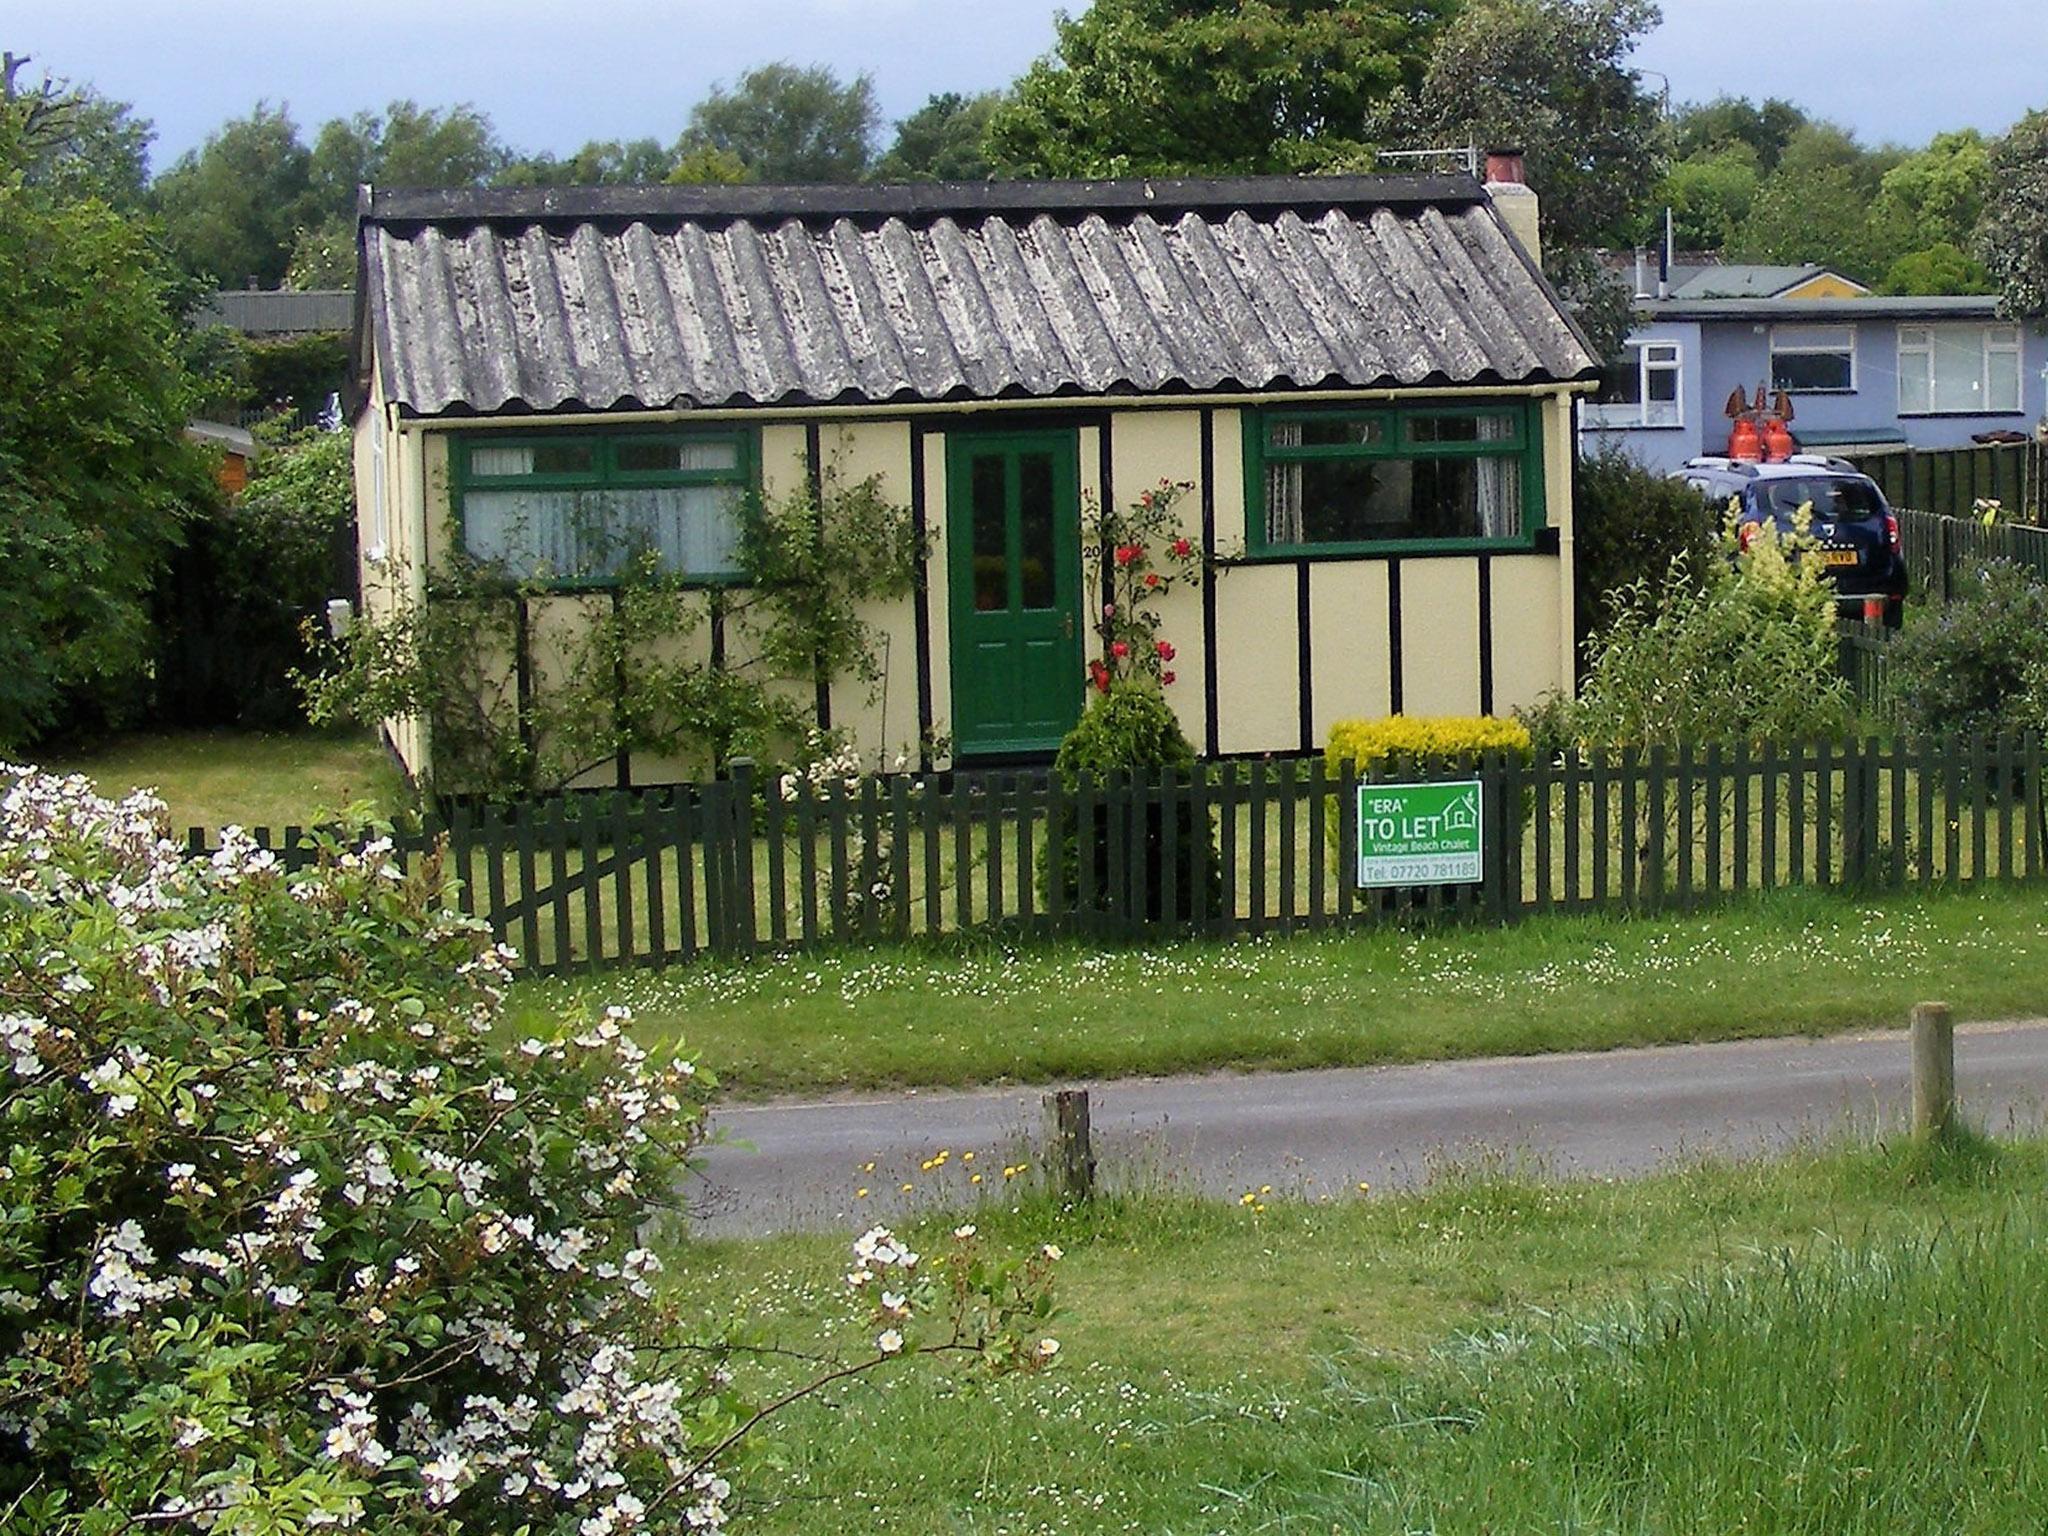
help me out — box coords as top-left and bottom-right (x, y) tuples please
(8, 0), (2044, 173)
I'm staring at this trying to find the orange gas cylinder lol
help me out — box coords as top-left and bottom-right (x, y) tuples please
(1761, 414), (1795, 462)
(1728, 416), (1763, 462)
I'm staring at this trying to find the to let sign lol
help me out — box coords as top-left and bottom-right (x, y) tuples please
(1356, 780), (1483, 887)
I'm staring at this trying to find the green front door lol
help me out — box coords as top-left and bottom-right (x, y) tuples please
(947, 429), (1083, 756)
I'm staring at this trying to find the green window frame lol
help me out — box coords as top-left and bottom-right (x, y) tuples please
(1241, 400), (1548, 558)
(451, 427), (758, 588)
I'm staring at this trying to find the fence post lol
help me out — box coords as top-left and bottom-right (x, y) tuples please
(1841, 740), (1867, 887)
(1933, 515), (1951, 605)
(728, 759), (758, 954)
(1910, 1001), (1955, 1139)
(1041, 1089), (1095, 1201)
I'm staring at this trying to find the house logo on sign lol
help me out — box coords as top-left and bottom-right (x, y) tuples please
(1441, 787), (1479, 836)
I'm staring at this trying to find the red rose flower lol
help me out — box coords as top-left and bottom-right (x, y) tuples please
(1170, 537), (1192, 559)
(1155, 640), (1176, 661)
(1114, 544), (1138, 567)
(1088, 659), (1111, 693)
(1143, 572), (1161, 588)
(1161, 669), (1177, 685)
(1110, 640), (1130, 658)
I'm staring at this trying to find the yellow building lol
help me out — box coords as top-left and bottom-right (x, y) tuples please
(350, 167), (1598, 788)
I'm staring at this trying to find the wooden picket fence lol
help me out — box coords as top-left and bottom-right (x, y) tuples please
(1893, 505), (2048, 603)
(185, 734), (2048, 975)
(1845, 440), (2041, 524)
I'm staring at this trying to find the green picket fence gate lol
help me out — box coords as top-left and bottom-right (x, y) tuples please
(185, 734), (2048, 976)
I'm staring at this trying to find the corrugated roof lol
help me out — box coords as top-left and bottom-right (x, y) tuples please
(1667, 264), (1867, 300)
(200, 289), (356, 336)
(358, 177), (1598, 417)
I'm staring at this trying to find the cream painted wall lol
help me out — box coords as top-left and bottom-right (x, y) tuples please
(1108, 410), (1208, 751)
(1399, 559), (1482, 717)
(1488, 555), (1564, 715)
(1211, 563), (1301, 755)
(1308, 561), (1393, 737)
(820, 421), (922, 768)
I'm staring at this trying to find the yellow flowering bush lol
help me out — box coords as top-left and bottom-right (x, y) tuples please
(1323, 716), (1535, 866)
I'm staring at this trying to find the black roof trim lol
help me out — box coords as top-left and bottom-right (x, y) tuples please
(359, 173), (1486, 232)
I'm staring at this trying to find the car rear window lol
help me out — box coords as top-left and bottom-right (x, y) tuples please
(1757, 477), (1885, 523)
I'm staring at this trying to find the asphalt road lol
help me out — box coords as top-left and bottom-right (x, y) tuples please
(691, 1020), (2048, 1237)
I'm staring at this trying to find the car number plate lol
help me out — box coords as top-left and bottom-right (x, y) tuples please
(1820, 548), (1859, 567)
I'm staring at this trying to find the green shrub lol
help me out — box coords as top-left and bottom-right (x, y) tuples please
(0, 764), (1059, 1532)
(1571, 449), (1718, 652)
(1040, 681), (1221, 918)
(1568, 525), (1852, 750)
(1323, 716), (1535, 868)
(1889, 558), (2048, 740)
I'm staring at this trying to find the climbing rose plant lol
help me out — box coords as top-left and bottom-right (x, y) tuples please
(1084, 479), (1200, 693)
(0, 765), (1057, 1534)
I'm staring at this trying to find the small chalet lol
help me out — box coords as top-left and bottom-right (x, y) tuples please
(351, 163), (1599, 785)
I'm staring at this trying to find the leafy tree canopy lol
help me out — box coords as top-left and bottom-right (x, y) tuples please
(874, 91), (1004, 182)
(1670, 94), (1807, 170)
(497, 136), (675, 188)
(0, 52), (151, 210)
(151, 102), (312, 287)
(986, 0), (1454, 178)
(1396, 0), (1665, 250)
(307, 98), (508, 213)
(1874, 129), (1991, 253)
(0, 84), (210, 749)
(680, 62), (877, 183)
(1978, 108), (2048, 319)
(1725, 122), (1911, 282)
(1654, 144), (1760, 250)
(1881, 240), (1995, 297)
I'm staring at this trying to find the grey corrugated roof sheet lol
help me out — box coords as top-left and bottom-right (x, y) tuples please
(200, 289), (356, 336)
(357, 176), (1599, 417)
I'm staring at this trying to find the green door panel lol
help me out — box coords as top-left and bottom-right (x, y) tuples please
(946, 429), (1083, 755)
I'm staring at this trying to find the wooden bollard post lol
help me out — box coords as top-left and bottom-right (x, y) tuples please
(1910, 1001), (1955, 1139)
(1041, 1089), (1095, 1201)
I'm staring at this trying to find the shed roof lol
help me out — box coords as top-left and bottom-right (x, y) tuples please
(355, 176), (1598, 418)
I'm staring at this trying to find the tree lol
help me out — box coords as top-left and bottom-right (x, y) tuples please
(0, 52), (151, 209)
(874, 91), (1004, 182)
(1881, 241), (1995, 297)
(0, 91), (210, 749)
(985, 0), (1453, 178)
(306, 99), (508, 215)
(1727, 122), (1909, 283)
(1397, 0), (1665, 251)
(664, 144), (753, 185)
(152, 103), (312, 287)
(680, 62), (877, 183)
(1656, 144), (1760, 251)
(1873, 129), (1990, 253)
(1671, 94), (1807, 171)
(1979, 108), (2048, 319)
(496, 136), (676, 187)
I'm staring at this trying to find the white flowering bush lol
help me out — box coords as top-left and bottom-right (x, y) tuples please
(0, 766), (1058, 1533)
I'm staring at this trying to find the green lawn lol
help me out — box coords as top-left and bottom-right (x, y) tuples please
(43, 728), (407, 832)
(515, 883), (2048, 1097)
(676, 1133), (2048, 1533)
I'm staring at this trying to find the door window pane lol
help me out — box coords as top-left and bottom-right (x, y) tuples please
(1017, 452), (1055, 610)
(971, 455), (1007, 612)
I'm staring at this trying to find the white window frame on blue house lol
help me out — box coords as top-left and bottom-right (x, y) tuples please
(1897, 323), (2023, 416)
(1584, 339), (1683, 429)
(1769, 324), (1857, 394)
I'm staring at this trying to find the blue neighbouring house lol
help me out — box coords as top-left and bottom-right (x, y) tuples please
(1579, 265), (2048, 474)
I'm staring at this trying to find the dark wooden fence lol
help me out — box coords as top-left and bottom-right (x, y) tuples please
(186, 736), (2048, 976)
(1892, 505), (2048, 604)
(1844, 440), (2042, 523)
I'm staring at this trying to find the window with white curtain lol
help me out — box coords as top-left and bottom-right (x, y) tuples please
(1585, 340), (1683, 428)
(1250, 403), (1539, 553)
(1897, 324), (2022, 415)
(456, 431), (752, 584)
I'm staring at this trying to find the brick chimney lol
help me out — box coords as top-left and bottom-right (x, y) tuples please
(1483, 146), (1541, 270)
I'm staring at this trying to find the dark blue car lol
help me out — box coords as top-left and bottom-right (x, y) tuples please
(1673, 455), (1909, 625)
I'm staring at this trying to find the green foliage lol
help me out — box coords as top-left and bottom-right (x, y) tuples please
(1325, 714), (1533, 774)
(986, 0), (1452, 177)
(682, 63), (878, 183)
(1395, 0), (1665, 250)
(1, 59), (151, 210)
(1671, 94), (1808, 171)
(1888, 558), (2048, 740)
(1042, 681), (1221, 917)
(306, 99), (508, 212)
(0, 111), (211, 751)
(0, 763), (1061, 1533)
(1726, 121), (1908, 282)
(243, 331), (351, 413)
(284, 223), (356, 289)
(1567, 518), (1853, 751)
(1979, 107), (2048, 319)
(874, 92), (1004, 182)
(496, 137), (677, 188)
(156, 429), (353, 729)
(1656, 144), (1761, 250)
(664, 145), (754, 186)
(303, 468), (924, 796)
(1880, 240), (1996, 296)
(1873, 129), (1991, 253)
(1569, 449), (1718, 651)
(152, 103), (314, 287)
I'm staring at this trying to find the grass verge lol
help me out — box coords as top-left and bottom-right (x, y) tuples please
(515, 883), (2048, 1097)
(672, 1132), (2048, 1533)
(43, 728), (406, 831)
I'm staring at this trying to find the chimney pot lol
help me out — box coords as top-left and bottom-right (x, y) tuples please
(1484, 147), (1526, 186)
